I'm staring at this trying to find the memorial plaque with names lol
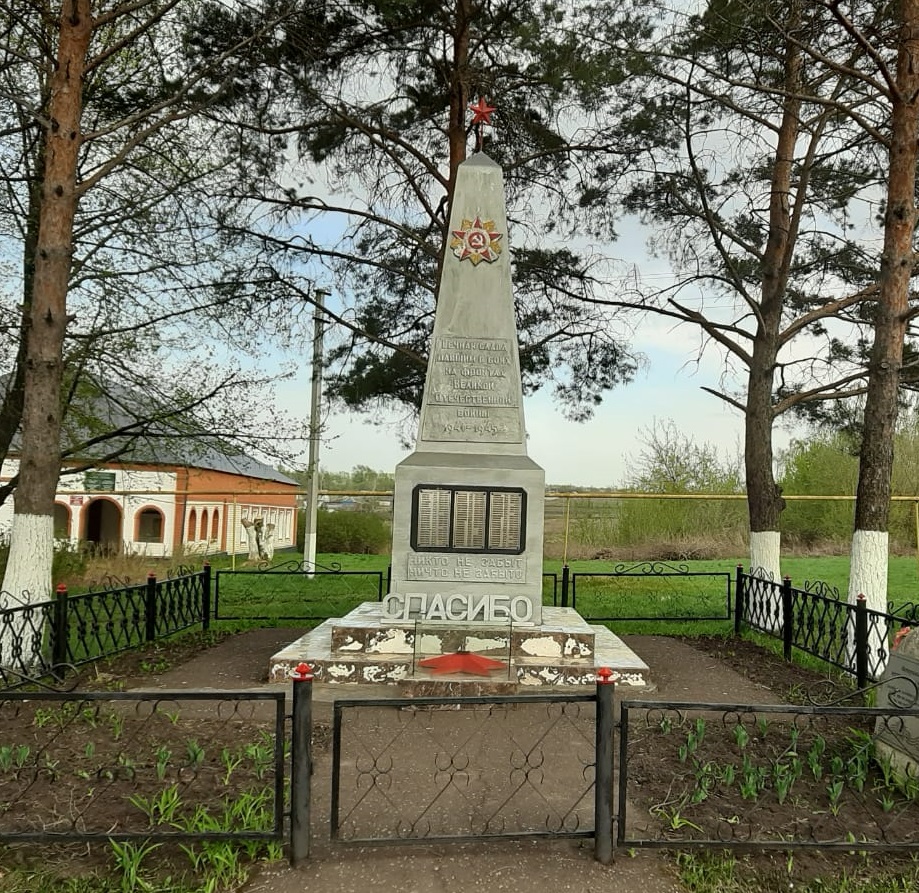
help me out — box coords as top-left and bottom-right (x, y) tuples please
(875, 650), (919, 764)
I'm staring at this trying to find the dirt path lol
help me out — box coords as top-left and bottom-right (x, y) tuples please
(132, 630), (790, 893)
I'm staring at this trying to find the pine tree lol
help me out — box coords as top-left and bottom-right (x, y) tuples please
(208, 0), (652, 422)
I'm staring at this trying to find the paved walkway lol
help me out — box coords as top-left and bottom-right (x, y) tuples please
(141, 631), (781, 893)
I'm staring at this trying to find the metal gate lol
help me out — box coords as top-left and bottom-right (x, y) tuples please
(329, 693), (612, 852)
(282, 666), (617, 864)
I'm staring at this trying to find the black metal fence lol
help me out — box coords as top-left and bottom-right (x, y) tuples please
(213, 559), (385, 622)
(0, 688), (285, 843)
(330, 695), (601, 845)
(0, 567), (209, 688)
(290, 666), (616, 863)
(5, 666), (919, 862)
(298, 672), (919, 859)
(567, 561), (733, 622)
(5, 557), (914, 697)
(213, 563), (561, 620)
(0, 665), (618, 862)
(735, 568), (919, 684)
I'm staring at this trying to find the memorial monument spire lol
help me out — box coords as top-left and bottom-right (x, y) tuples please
(386, 99), (546, 625)
(269, 101), (650, 690)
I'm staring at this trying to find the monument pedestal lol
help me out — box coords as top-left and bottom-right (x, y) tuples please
(268, 150), (654, 694)
(268, 603), (650, 693)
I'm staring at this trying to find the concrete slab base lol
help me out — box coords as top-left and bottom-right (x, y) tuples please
(268, 603), (650, 693)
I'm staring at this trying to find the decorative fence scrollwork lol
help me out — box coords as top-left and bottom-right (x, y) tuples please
(213, 560), (383, 622)
(736, 569), (912, 684)
(0, 567), (208, 690)
(571, 562), (733, 622)
(330, 694), (600, 845)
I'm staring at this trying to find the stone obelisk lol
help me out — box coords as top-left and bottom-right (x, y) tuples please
(384, 150), (545, 626)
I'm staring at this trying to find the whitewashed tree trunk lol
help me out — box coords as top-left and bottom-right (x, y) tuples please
(262, 523), (275, 561)
(749, 530), (781, 583)
(304, 529), (317, 573)
(0, 0), (90, 675)
(844, 1), (919, 679)
(749, 530), (781, 632)
(0, 513), (54, 670)
(241, 517), (275, 561)
(848, 529), (888, 674)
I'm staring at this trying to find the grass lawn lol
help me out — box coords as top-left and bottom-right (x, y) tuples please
(195, 551), (919, 632)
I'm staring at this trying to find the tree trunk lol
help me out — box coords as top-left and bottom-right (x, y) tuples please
(746, 21), (800, 589)
(2, 0), (92, 618)
(446, 0), (471, 197)
(848, 0), (919, 672)
(746, 357), (783, 580)
(0, 122), (51, 511)
(430, 0), (472, 305)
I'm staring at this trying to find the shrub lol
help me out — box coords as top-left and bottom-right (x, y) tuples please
(612, 496), (747, 555)
(298, 509), (391, 554)
(609, 422), (747, 556)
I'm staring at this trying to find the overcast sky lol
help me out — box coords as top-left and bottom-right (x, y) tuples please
(273, 307), (798, 488)
(265, 164), (816, 488)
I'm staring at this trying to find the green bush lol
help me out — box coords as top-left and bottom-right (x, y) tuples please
(611, 495), (747, 557)
(607, 421), (747, 557)
(779, 435), (858, 547)
(298, 509), (391, 554)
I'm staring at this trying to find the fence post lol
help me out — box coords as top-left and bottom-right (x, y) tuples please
(145, 573), (157, 643)
(782, 576), (793, 662)
(201, 563), (211, 632)
(733, 565), (744, 636)
(561, 564), (570, 609)
(385, 565), (392, 598)
(52, 583), (68, 671)
(594, 666), (615, 865)
(855, 594), (869, 690)
(290, 662), (313, 866)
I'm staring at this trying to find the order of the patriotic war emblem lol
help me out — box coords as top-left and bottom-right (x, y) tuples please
(450, 216), (503, 265)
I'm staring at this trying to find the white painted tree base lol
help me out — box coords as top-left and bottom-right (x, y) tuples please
(749, 530), (781, 582)
(304, 531), (317, 579)
(241, 518), (260, 560)
(0, 513), (54, 671)
(749, 530), (782, 632)
(849, 529), (889, 674)
(241, 518), (275, 562)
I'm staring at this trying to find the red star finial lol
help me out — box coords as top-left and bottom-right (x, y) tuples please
(469, 98), (496, 153)
(468, 97), (496, 125)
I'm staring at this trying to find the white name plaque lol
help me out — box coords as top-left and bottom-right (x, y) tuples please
(382, 592), (534, 623)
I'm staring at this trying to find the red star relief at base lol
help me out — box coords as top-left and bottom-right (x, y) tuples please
(418, 650), (507, 676)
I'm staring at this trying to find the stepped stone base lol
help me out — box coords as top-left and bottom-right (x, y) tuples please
(268, 603), (650, 693)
